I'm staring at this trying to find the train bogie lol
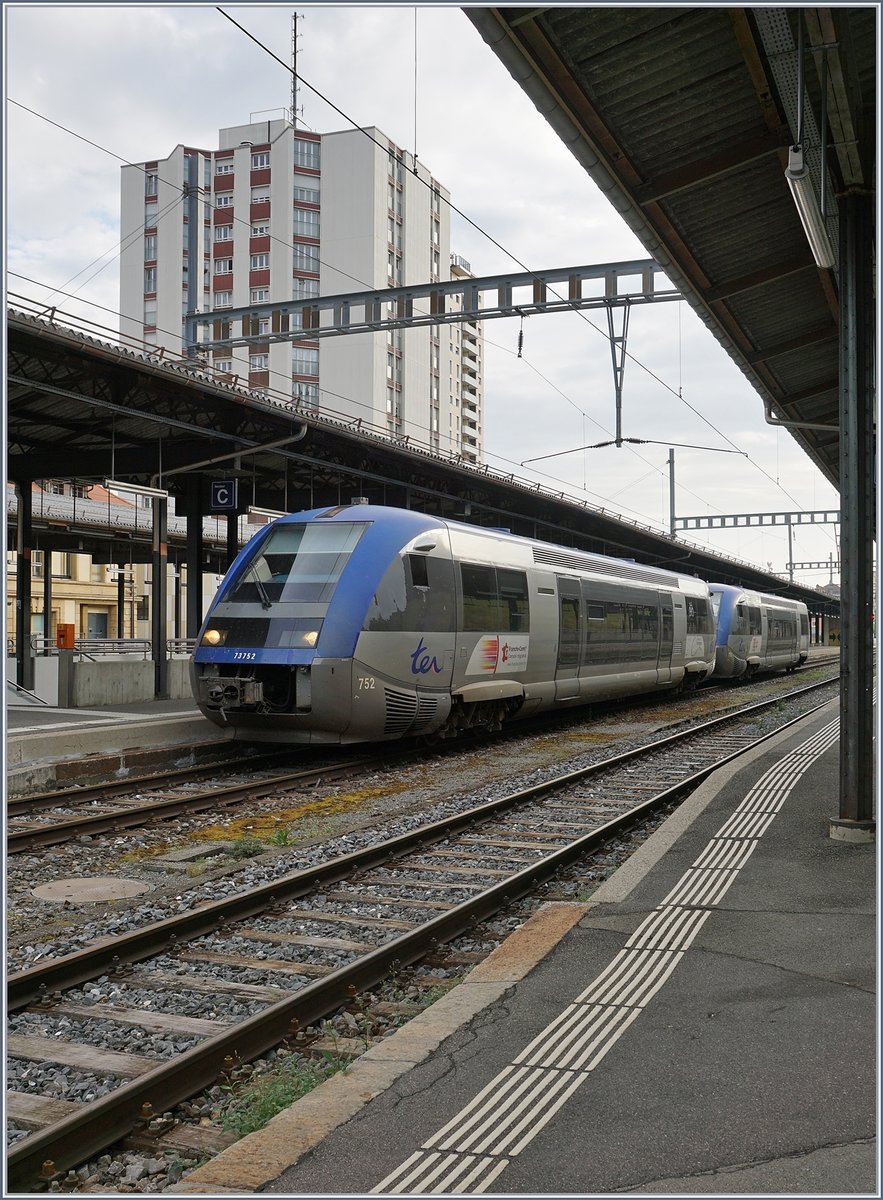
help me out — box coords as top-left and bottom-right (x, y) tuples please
(191, 504), (720, 745)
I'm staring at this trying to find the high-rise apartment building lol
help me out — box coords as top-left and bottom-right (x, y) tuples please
(120, 119), (483, 462)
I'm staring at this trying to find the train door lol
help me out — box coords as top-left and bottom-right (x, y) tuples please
(555, 577), (582, 699)
(656, 592), (674, 685)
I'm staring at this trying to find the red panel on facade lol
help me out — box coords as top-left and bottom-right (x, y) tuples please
(213, 275), (233, 291)
(214, 209), (234, 224)
(250, 168), (271, 186)
(214, 175), (234, 192)
(213, 242), (234, 258)
(249, 236), (271, 254)
(250, 202), (271, 222)
(248, 371), (270, 388)
(249, 270), (271, 288)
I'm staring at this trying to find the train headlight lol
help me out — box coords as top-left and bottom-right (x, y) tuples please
(279, 620), (323, 648)
(201, 627), (226, 646)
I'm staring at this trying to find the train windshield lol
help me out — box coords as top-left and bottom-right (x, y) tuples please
(228, 522), (366, 604)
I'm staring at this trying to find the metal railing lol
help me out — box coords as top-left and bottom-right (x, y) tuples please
(25, 637), (196, 659)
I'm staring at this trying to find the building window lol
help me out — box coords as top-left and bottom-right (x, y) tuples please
(250, 287), (269, 303)
(294, 139), (320, 170)
(249, 353), (269, 370)
(251, 151), (270, 169)
(293, 207), (320, 237)
(293, 186), (320, 204)
(251, 223), (270, 236)
(145, 172), (158, 196)
(214, 258), (234, 274)
(292, 347), (319, 376)
(144, 266), (156, 292)
(214, 292), (233, 307)
(293, 277), (318, 299)
(250, 253), (269, 270)
(144, 234), (157, 260)
(293, 381), (319, 406)
(215, 193), (234, 208)
(216, 359), (234, 373)
(215, 161), (234, 175)
(214, 225), (232, 241)
(54, 553), (72, 579)
(251, 186), (270, 203)
(293, 244), (319, 271)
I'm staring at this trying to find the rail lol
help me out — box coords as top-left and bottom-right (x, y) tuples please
(5, 678), (837, 1188)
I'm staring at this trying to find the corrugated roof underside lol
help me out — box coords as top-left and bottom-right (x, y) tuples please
(540, 8), (770, 179)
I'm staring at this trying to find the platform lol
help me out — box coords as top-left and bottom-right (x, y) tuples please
(5, 696), (230, 795)
(168, 697), (877, 1195)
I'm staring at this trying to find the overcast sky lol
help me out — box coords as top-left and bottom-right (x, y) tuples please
(5, 3), (843, 583)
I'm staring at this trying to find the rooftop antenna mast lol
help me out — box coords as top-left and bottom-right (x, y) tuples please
(291, 11), (302, 128)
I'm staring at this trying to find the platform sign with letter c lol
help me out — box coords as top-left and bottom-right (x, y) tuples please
(211, 479), (239, 511)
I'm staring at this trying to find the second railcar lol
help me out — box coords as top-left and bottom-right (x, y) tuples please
(708, 583), (809, 679)
(191, 504), (717, 744)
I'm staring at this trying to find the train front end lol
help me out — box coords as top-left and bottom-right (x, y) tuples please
(191, 505), (454, 744)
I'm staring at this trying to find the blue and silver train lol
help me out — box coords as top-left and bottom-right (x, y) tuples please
(191, 504), (720, 744)
(709, 583), (809, 679)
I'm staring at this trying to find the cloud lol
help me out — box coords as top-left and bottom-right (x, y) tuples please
(3, 3), (841, 577)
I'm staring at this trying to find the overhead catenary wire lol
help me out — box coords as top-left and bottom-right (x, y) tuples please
(213, 6), (819, 522)
(9, 26), (834, 556)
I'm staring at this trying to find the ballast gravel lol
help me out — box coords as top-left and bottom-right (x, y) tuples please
(4, 676), (837, 1190)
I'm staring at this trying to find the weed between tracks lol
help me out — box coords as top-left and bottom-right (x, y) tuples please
(212, 982), (455, 1138)
(217, 1051), (346, 1137)
(191, 782), (413, 846)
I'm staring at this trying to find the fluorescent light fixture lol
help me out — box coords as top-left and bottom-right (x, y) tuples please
(247, 505), (287, 520)
(104, 479), (169, 499)
(784, 146), (835, 269)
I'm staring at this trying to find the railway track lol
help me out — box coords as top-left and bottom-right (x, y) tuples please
(6, 677), (837, 1190)
(5, 754), (379, 855)
(7, 658), (840, 856)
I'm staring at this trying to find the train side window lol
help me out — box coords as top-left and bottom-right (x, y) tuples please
(461, 564), (503, 631)
(733, 603), (749, 635)
(748, 606), (762, 635)
(498, 568), (529, 632)
(586, 603), (605, 620)
(686, 596), (713, 635)
(800, 613), (809, 636)
(409, 554), (430, 589)
(558, 596), (580, 666)
(365, 555), (455, 632)
(460, 565), (529, 632)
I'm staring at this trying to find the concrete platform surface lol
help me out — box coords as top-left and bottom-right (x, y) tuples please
(5, 697), (230, 794)
(169, 698), (877, 1196)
